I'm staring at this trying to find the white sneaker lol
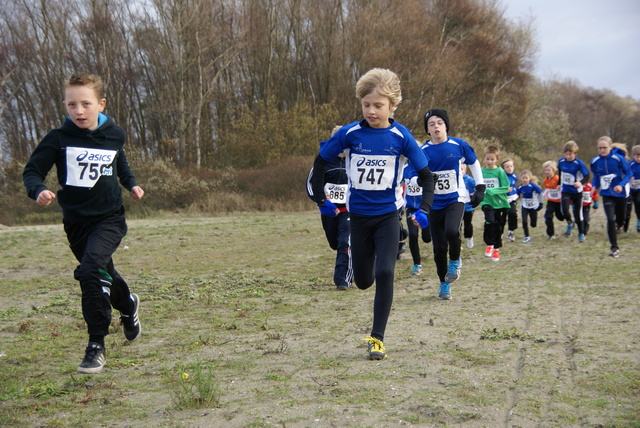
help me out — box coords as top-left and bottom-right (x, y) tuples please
(466, 237), (474, 248)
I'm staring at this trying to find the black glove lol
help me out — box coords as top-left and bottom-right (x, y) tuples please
(536, 203), (543, 211)
(470, 184), (486, 208)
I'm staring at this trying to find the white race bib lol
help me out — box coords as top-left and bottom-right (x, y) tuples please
(600, 174), (616, 190)
(433, 169), (456, 195)
(325, 183), (348, 204)
(350, 155), (396, 191)
(65, 147), (117, 188)
(547, 188), (561, 200)
(484, 177), (499, 189)
(522, 196), (539, 209)
(561, 172), (575, 185)
(582, 191), (592, 203)
(406, 182), (422, 196)
(630, 179), (640, 190)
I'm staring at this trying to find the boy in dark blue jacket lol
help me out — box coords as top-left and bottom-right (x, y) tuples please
(23, 73), (144, 374)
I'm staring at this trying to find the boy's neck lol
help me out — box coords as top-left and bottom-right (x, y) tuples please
(484, 165), (498, 169)
(432, 135), (447, 144)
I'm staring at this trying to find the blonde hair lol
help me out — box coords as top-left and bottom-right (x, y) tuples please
(562, 140), (579, 153)
(355, 68), (402, 107)
(597, 136), (613, 147)
(65, 72), (105, 100)
(531, 175), (539, 184)
(612, 142), (628, 158)
(520, 169), (532, 178)
(542, 160), (557, 172)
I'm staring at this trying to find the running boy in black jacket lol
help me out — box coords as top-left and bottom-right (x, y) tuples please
(23, 73), (144, 374)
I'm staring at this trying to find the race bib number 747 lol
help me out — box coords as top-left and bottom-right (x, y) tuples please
(65, 147), (116, 188)
(349, 155), (396, 191)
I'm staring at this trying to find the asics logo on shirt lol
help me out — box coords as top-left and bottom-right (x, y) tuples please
(356, 157), (387, 167)
(75, 150), (113, 163)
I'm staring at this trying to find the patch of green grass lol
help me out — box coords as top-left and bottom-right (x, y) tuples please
(163, 360), (222, 410)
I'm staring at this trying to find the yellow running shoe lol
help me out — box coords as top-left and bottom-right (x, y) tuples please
(363, 336), (387, 360)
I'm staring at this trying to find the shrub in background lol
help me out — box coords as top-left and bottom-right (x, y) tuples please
(1, 154), (317, 225)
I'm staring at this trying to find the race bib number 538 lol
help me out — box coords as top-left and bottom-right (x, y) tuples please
(350, 155), (396, 191)
(66, 147), (116, 188)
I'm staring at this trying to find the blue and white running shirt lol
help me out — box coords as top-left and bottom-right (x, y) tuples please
(422, 137), (479, 210)
(558, 157), (589, 193)
(319, 120), (428, 216)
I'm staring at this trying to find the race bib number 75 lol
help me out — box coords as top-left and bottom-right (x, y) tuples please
(65, 147), (116, 188)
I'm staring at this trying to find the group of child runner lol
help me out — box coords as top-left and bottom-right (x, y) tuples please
(309, 68), (639, 361)
(22, 69), (639, 370)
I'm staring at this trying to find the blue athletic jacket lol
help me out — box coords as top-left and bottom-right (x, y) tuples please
(590, 152), (632, 198)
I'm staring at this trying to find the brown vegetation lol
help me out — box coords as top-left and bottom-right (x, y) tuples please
(1, 0), (639, 223)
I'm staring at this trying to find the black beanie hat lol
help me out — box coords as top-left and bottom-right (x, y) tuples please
(424, 108), (450, 135)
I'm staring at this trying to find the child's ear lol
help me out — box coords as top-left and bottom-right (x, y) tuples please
(98, 98), (107, 112)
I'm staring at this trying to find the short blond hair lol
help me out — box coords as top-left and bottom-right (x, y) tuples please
(542, 160), (557, 172)
(355, 68), (402, 107)
(562, 140), (579, 153)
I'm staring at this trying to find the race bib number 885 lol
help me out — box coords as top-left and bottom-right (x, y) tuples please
(66, 147), (117, 188)
(350, 155), (396, 191)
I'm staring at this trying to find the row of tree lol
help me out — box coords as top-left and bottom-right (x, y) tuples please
(1, 0), (639, 182)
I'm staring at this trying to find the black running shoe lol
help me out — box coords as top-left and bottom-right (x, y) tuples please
(78, 342), (106, 374)
(120, 293), (141, 341)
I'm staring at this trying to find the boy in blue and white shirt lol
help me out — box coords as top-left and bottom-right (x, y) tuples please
(311, 68), (434, 360)
(591, 136), (632, 258)
(306, 127), (352, 290)
(516, 170), (543, 243)
(558, 140), (590, 242)
(422, 109), (485, 300)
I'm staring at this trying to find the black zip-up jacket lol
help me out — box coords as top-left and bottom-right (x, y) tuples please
(23, 116), (139, 223)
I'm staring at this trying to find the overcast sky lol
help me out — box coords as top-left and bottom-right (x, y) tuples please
(501, 0), (640, 100)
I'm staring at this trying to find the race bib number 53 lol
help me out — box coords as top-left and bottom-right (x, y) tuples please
(66, 147), (116, 188)
(434, 169), (456, 195)
(350, 155), (396, 191)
